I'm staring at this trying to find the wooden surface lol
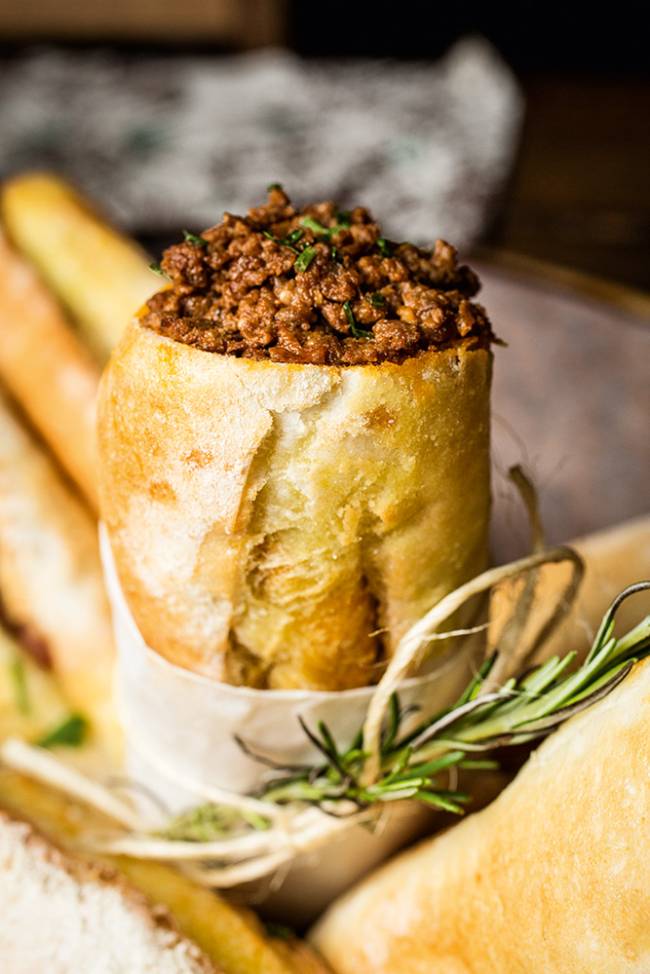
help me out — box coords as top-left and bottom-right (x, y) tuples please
(0, 0), (286, 46)
(487, 76), (650, 290)
(479, 258), (650, 563)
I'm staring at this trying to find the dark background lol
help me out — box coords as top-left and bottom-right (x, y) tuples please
(291, 3), (649, 288)
(1, 0), (648, 289)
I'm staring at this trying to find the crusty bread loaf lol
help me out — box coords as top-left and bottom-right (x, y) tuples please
(2, 173), (155, 363)
(0, 389), (116, 743)
(98, 320), (491, 689)
(0, 230), (100, 507)
(312, 654), (650, 974)
(0, 811), (219, 973)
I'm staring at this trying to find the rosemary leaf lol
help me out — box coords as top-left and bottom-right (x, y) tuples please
(150, 582), (650, 840)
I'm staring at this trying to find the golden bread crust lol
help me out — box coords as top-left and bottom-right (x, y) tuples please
(98, 321), (491, 688)
(0, 231), (100, 507)
(312, 658), (650, 973)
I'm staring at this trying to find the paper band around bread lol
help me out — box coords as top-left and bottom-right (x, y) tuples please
(99, 524), (484, 918)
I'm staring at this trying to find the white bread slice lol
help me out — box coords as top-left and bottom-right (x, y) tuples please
(0, 810), (217, 974)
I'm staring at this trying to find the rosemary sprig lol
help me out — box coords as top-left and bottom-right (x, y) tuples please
(158, 802), (270, 841)
(255, 582), (650, 813)
(158, 583), (649, 842)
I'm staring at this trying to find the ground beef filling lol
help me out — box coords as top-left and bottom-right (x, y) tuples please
(142, 187), (494, 366)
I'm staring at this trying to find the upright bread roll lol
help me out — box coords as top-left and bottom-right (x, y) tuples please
(312, 657), (650, 974)
(98, 188), (493, 690)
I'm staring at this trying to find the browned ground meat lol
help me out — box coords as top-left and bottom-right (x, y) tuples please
(142, 186), (495, 365)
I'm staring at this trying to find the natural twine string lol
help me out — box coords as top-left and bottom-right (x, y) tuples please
(0, 459), (587, 888)
(360, 545), (584, 786)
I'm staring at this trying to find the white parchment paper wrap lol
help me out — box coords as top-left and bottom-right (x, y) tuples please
(100, 524), (483, 917)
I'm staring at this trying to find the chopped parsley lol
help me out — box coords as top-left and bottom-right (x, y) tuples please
(336, 210), (352, 227)
(183, 230), (208, 248)
(369, 292), (386, 308)
(343, 300), (373, 339)
(284, 228), (304, 245)
(301, 215), (350, 237)
(264, 922), (294, 941)
(263, 229), (301, 254)
(266, 182), (283, 192)
(301, 215), (330, 236)
(376, 237), (392, 257)
(37, 713), (88, 749)
(294, 246), (317, 273)
(149, 261), (169, 279)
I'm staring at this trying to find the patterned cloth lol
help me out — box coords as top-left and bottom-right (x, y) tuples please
(0, 39), (522, 245)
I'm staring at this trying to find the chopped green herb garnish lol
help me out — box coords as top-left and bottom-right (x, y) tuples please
(343, 300), (372, 339)
(336, 210), (352, 227)
(266, 182), (283, 192)
(369, 292), (385, 308)
(263, 229), (300, 254)
(330, 244), (342, 262)
(294, 246), (317, 273)
(37, 714), (88, 749)
(9, 655), (30, 715)
(148, 262), (169, 279)
(264, 922), (294, 941)
(301, 215), (330, 236)
(182, 230), (208, 248)
(301, 215), (349, 237)
(376, 237), (392, 257)
(285, 228), (304, 245)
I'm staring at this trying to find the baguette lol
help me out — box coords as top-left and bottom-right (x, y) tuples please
(312, 645), (650, 974)
(0, 389), (116, 744)
(0, 231), (99, 506)
(98, 321), (491, 688)
(2, 173), (155, 362)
